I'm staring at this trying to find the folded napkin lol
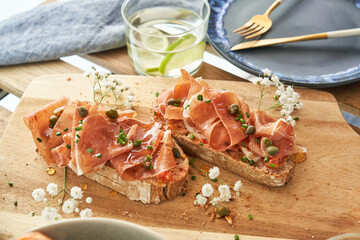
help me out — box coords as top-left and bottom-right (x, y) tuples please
(0, 0), (125, 65)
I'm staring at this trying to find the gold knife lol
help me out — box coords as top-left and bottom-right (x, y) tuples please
(231, 28), (360, 51)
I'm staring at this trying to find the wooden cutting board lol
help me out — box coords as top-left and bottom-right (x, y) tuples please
(1, 74), (359, 240)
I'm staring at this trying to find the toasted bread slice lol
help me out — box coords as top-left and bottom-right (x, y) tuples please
(84, 139), (189, 203)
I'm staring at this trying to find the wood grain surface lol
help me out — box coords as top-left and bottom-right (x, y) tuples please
(1, 75), (360, 240)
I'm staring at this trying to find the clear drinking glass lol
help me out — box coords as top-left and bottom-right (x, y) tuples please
(121, 0), (210, 77)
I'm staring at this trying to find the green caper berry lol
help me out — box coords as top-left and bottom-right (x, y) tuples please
(263, 137), (273, 147)
(167, 98), (181, 106)
(142, 157), (152, 169)
(216, 206), (230, 217)
(172, 147), (180, 158)
(267, 146), (279, 156)
(77, 106), (88, 117)
(228, 104), (239, 115)
(245, 125), (256, 135)
(49, 114), (59, 127)
(105, 108), (119, 119)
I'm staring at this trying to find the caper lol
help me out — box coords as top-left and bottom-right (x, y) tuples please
(167, 98), (181, 106)
(228, 104), (239, 115)
(172, 147), (180, 158)
(267, 146), (279, 156)
(49, 114), (59, 127)
(216, 206), (230, 217)
(77, 106), (88, 118)
(142, 157), (152, 169)
(263, 137), (272, 147)
(105, 108), (118, 119)
(245, 125), (256, 135)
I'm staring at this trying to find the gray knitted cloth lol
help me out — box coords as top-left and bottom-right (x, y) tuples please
(0, 0), (125, 65)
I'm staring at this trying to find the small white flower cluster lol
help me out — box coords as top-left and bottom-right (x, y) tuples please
(251, 68), (303, 126)
(193, 166), (243, 206)
(83, 67), (134, 109)
(32, 183), (93, 221)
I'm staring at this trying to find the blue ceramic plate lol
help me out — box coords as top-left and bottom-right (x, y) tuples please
(207, 0), (360, 87)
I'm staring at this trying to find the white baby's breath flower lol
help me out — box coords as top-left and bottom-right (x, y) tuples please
(233, 180), (243, 191)
(80, 208), (93, 218)
(70, 186), (83, 199)
(41, 207), (59, 221)
(114, 79), (122, 86)
(260, 77), (271, 87)
(32, 188), (46, 202)
(271, 74), (280, 85)
(46, 183), (58, 195)
(195, 194), (207, 205)
(201, 183), (214, 197)
(124, 84), (130, 90)
(296, 101), (303, 110)
(83, 71), (90, 78)
(210, 197), (221, 206)
(263, 68), (272, 77)
(128, 91), (135, 96)
(286, 115), (295, 126)
(58, 199), (62, 204)
(275, 83), (285, 96)
(220, 192), (232, 202)
(43, 198), (48, 204)
(218, 184), (230, 195)
(236, 191), (240, 197)
(93, 84), (101, 93)
(124, 100), (133, 110)
(86, 197), (93, 204)
(127, 95), (135, 102)
(208, 166), (220, 180)
(75, 208), (80, 213)
(62, 199), (76, 214)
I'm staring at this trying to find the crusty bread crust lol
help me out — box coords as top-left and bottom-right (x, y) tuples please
(173, 134), (295, 187)
(84, 140), (189, 204)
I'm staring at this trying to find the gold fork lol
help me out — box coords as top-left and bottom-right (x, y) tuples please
(233, 0), (282, 39)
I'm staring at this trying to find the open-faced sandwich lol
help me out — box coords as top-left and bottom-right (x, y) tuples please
(152, 70), (306, 187)
(24, 97), (189, 204)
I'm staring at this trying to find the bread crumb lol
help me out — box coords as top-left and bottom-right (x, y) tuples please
(311, 236), (315, 239)
(66, 77), (71, 81)
(305, 228), (308, 231)
(209, 212), (215, 222)
(171, 214), (175, 218)
(202, 222), (205, 226)
(122, 211), (129, 216)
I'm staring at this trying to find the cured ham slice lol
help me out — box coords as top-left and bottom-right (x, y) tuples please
(23, 96), (70, 165)
(249, 110), (297, 158)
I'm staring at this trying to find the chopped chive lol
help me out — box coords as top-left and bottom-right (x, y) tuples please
(30, 212), (35, 217)
(149, 165), (154, 169)
(241, 141), (246, 147)
(14, 200), (18, 207)
(75, 126), (82, 131)
(240, 118), (245, 124)
(248, 214), (253, 220)
(195, 193), (199, 196)
(222, 88), (226, 91)
(270, 163), (276, 168)
(76, 134), (81, 138)
(199, 142), (203, 146)
(189, 133), (195, 140)
(235, 117), (240, 121)
(249, 160), (254, 166)
(134, 140), (142, 147)
(87, 148), (93, 154)
(66, 144), (71, 149)
(210, 178), (218, 182)
(8, 182), (13, 187)
(182, 192), (186, 197)
(173, 103), (179, 107)
(255, 138), (260, 143)
(155, 92), (159, 97)
(189, 158), (195, 165)
(241, 156), (248, 162)
(235, 235), (240, 240)
(75, 139), (79, 143)
(185, 104), (190, 109)
(96, 153), (102, 158)
(274, 95), (278, 100)
(191, 176), (196, 181)
(294, 117), (299, 120)
(63, 128), (69, 132)
(36, 137), (42, 143)
(205, 100), (211, 104)
(79, 120), (83, 124)
(242, 124), (248, 129)
(56, 132), (61, 136)
(197, 94), (203, 101)
(264, 157), (269, 162)
(153, 111), (157, 116)
(245, 112), (250, 118)
(146, 155), (152, 160)
(147, 145), (153, 150)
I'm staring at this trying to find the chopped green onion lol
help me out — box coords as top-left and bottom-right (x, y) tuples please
(294, 117), (299, 120)
(173, 103), (179, 107)
(36, 137), (42, 143)
(134, 140), (142, 147)
(189, 158), (195, 165)
(235, 235), (240, 240)
(153, 111), (157, 116)
(66, 144), (71, 149)
(210, 178), (218, 182)
(182, 192), (186, 197)
(87, 148), (93, 154)
(264, 157), (269, 162)
(241, 142), (246, 147)
(146, 155), (152, 160)
(274, 95), (279, 100)
(185, 104), (190, 109)
(240, 118), (245, 124)
(242, 124), (248, 129)
(147, 145), (153, 150)
(155, 92), (159, 97)
(241, 156), (248, 162)
(205, 100), (211, 104)
(255, 138), (260, 144)
(8, 182), (13, 187)
(199, 142), (203, 146)
(117, 129), (128, 145)
(222, 88), (226, 91)
(14, 200), (18, 207)
(248, 214), (253, 220)
(270, 163), (276, 168)
(189, 133), (195, 140)
(235, 117), (240, 121)
(149, 165), (154, 169)
(76, 134), (81, 138)
(63, 128), (69, 132)
(197, 94), (203, 101)
(75, 139), (79, 143)
(56, 132), (61, 136)
(96, 153), (102, 158)
(245, 112), (250, 118)
(249, 160), (254, 166)
(191, 176), (196, 181)
(79, 120), (83, 124)
(75, 126), (82, 131)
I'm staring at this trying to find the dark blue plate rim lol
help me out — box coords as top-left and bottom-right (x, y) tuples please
(207, 0), (360, 88)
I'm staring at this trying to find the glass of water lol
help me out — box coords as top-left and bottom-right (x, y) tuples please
(121, 0), (210, 77)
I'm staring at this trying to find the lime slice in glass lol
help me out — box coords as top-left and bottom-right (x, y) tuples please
(138, 27), (169, 52)
(134, 47), (164, 74)
(159, 34), (205, 74)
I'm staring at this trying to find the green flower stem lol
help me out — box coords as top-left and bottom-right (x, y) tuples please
(263, 100), (280, 111)
(257, 85), (265, 110)
(192, 164), (208, 182)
